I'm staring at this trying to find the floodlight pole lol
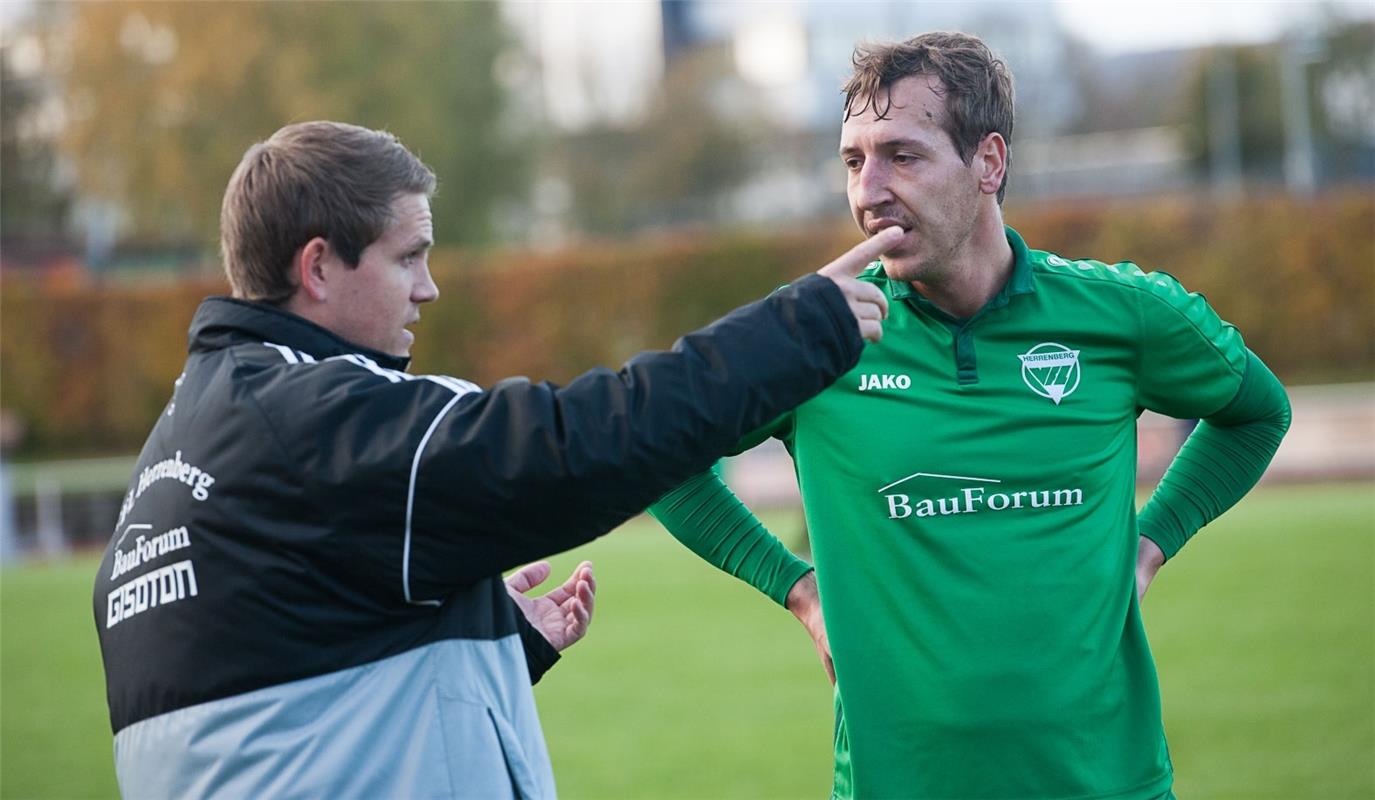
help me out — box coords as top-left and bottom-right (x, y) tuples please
(1280, 34), (1322, 198)
(1207, 48), (1243, 199)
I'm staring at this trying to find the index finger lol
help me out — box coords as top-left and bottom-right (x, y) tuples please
(817, 226), (904, 279)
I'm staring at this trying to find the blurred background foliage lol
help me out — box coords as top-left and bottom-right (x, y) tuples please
(555, 44), (756, 234)
(1, 2), (1373, 459)
(1, 6), (1371, 797)
(50, 1), (520, 248)
(3, 191), (1370, 459)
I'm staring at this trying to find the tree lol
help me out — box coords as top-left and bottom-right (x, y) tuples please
(554, 45), (754, 235)
(0, 34), (71, 241)
(1179, 44), (1286, 179)
(55, 1), (522, 250)
(1178, 19), (1375, 185)
(1313, 21), (1375, 181)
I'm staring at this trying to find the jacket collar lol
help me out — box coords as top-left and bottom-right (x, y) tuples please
(187, 296), (411, 371)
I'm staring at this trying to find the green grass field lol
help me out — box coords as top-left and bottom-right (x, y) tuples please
(3, 483), (1372, 799)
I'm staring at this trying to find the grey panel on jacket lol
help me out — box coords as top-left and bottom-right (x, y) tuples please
(113, 636), (555, 799)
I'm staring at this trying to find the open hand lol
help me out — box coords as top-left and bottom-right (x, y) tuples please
(505, 560), (596, 652)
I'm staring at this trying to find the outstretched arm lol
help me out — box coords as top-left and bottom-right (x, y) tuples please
(401, 228), (903, 597)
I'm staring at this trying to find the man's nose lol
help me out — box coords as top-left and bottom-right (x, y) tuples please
(414, 264), (439, 304)
(852, 161), (895, 210)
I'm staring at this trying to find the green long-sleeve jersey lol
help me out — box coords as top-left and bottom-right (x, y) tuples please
(650, 227), (1290, 800)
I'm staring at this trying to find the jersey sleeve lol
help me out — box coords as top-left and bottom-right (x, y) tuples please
(648, 462), (812, 607)
(1135, 271), (1247, 418)
(1137, 348), (1291, 559)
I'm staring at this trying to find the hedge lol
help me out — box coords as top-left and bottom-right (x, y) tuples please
(2, 190), (1370, 458)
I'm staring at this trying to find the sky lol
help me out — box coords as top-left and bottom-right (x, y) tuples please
(1054, 0), (1374, 53)
(4, 1), (1373, 54)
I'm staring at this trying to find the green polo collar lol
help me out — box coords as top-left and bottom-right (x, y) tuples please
(881, 225), (1036, 315)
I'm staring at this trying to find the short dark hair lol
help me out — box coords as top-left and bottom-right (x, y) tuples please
(220, 121), (437, 304)
(842, 32), (1015, 202)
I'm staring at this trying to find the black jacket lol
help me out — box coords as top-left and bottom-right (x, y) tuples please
(94, 275), (862, 797)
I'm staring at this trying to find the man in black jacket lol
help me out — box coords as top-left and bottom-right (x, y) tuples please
(93, 120), (900, 798)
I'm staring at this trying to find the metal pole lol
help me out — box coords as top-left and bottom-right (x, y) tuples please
(1207, 48), (1244, 199)
(34, 472), (68, 558)
(1280, 35), (1320, 197)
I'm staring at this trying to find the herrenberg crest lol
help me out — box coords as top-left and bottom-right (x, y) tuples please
(1017, 343), (1081, 405)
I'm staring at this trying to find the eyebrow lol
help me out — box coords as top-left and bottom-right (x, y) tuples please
(839, 138), (933, 156)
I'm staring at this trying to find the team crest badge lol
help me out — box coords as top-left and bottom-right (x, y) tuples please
(1017, 343), (1081, 405)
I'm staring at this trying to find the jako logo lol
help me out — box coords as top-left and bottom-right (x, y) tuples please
(858, 373), (911, 391)
(877, 471), (1084, 519)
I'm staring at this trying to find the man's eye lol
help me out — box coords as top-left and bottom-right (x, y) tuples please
(893, 153), (917, 165)
(843, 158), (862, 171)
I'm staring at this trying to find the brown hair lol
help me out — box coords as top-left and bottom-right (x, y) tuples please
(842, 32), (1015, 202)
(220, 121), (437, 304)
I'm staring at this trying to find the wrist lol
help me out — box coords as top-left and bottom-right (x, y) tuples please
(785, 570), (819, 619)
(1138, 536), (1166, 571)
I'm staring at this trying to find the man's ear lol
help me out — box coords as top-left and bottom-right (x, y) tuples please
(294, 237), (332, 303)
(976, 133), (1007, 197)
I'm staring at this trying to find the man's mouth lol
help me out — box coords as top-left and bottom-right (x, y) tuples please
(866, 217), (912, 235)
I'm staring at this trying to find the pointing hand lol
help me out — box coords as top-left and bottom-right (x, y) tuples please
(817, 227), (903, 344)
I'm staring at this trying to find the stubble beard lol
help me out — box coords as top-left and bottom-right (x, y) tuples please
(886, 215), (981, 291)
(885, 229), (950, 286)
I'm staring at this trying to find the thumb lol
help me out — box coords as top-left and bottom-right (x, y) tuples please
(505, 561), (552, 595)
(818, 226), (904, 279)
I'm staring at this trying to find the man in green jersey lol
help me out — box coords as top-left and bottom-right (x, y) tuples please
(650, 32), (1291, 800)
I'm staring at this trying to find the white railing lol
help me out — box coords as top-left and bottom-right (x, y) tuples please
(1, 383), (1370, 558)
